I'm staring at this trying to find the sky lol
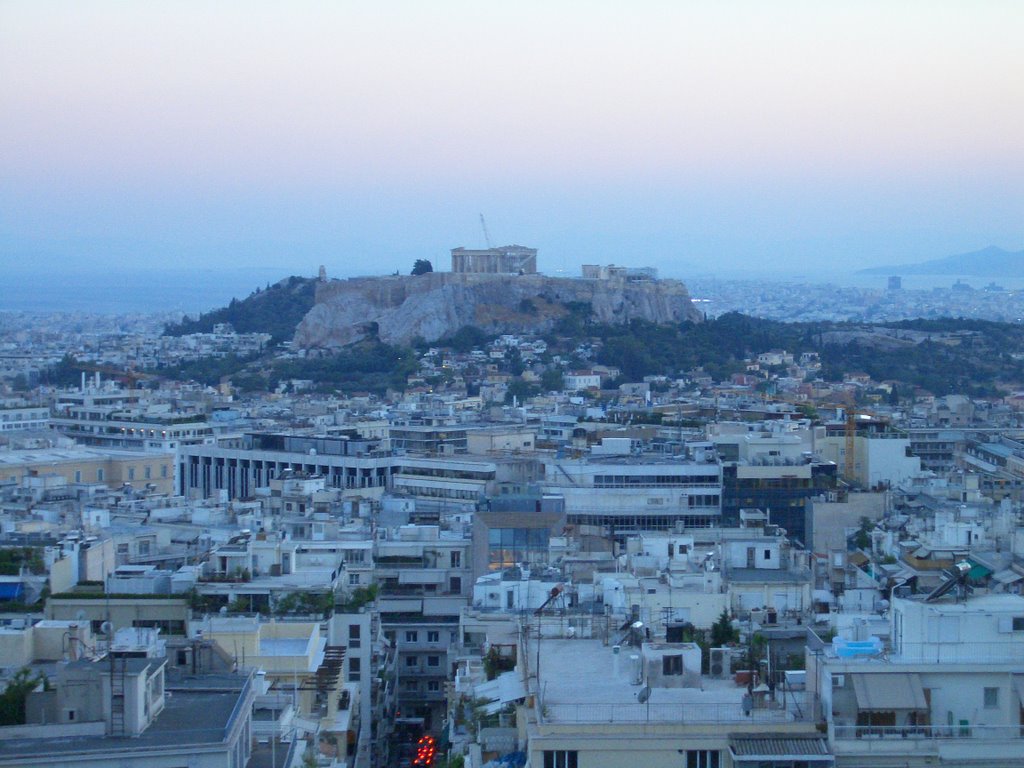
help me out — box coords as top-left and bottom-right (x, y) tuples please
(2, 0), (1023, 289)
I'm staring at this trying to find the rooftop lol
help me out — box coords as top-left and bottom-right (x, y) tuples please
(537, 639), (811, 725)
(0, 672), (252, 761)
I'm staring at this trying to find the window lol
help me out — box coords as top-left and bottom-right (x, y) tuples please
(74, 470), (82, 483)
(427, 655), (440, 667)
(543, 751), (578, 768)
(128, 467), (135, 481)
(96, 468), (104, 482)
(764, 549), (771, 560)
(144, 465), (151, 480)
(349, 573), (360, 585)
(450, 551), (461, 568)
(427, 680), (440, 692)
(161, 464), (168, 478)
(984, 687), (999, 708)
(405, 656), (418, 668)
(449, 576), (462, 594)
(348, 657), (361, 682)
(1013, 617), (1024, 631)
(685, 751), (720, 768)
(404, 680), (418, 692)
(427, 631), (439, 643)
(662, 655), (683, 676)
(405, 631), (418, 643)
(349, 624), (361, 648)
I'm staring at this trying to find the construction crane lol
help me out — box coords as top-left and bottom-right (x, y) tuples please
(844, 409), (857, 486)
(479, 213), (493, 248)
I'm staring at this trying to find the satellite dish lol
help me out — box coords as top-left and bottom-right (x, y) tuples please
(637, 686), (651, 704)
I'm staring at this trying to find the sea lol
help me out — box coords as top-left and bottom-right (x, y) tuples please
(3, 268), (294, 316)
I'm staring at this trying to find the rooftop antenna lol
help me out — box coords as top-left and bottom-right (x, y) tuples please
(479, 214), (493, 248)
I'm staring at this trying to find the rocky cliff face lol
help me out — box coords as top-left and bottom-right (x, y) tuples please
(293, 272), (702, 349)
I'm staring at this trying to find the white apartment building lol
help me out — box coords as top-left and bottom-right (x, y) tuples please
(0, 405), (49, 433)
(543, 454), (722, 532)
(812, 592), (1024, 766)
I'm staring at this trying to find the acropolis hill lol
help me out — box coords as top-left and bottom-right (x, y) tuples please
(293, 246), (701, 349)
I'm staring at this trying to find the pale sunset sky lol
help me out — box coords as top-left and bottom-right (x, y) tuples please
(1, 1), (1022, 283)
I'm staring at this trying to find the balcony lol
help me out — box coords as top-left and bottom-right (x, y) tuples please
(400, 664), (446, 678)
(831, 724), (1024, 763)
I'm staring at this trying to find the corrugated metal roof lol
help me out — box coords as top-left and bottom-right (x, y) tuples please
(729, 735), (831, 758)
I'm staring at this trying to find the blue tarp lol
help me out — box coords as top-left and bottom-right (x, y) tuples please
(0, 583), (25, 601)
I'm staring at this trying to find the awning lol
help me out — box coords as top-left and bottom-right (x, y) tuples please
(729, 735), (833, 764)
(852, 673), (927, 711)
(967, 560), (993, 581)
(993, 568), (1024, 585)
(475, 671), (527, 715)
(398, 569), (445, 585)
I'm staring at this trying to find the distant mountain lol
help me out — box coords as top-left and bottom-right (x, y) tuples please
(858, 246), (1024, 276)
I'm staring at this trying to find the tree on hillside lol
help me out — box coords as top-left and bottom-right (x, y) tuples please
(411, 259), (433, 276)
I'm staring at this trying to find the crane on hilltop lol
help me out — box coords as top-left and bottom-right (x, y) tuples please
(479, 213), (493, 248)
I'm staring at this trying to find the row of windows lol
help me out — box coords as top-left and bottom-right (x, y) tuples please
(404, 655), (442, 667)
(402, 679), (442, 692)
(593, 474), (720, 487)
(403, 630), (451, 643)
(569, 514), (719, 530)
(488, 528), (549, 548)
(70, 465), (168, 484)
(688, 494), (720, 507)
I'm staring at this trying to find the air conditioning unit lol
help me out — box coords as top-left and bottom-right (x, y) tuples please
(709, 647), (732, 678)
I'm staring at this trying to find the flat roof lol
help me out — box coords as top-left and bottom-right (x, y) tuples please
(0, 674), (249, 760)
(538, 639), (808, 725)
(0, 447), (173, 467)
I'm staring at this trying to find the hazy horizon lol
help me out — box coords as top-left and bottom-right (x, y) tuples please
(3, 2), (1022, 282)
(4, 260), (1022, 316)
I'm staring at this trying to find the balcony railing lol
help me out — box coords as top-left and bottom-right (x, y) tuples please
(834, 724), (1024, 741)
(828, 641), (1024, 664)
(541, 696), (818, 725)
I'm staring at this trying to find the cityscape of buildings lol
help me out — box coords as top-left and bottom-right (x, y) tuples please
(2, 257), (1024, 768)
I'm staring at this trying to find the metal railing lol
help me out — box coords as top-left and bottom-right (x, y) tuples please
(827, 641), (1024, 664)
(541, 696), (818, 725)
(834, 724), (1024, 741)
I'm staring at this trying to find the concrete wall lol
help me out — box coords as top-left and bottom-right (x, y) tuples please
(49, 555), (77, 594)
(0, 628), (32, 668)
